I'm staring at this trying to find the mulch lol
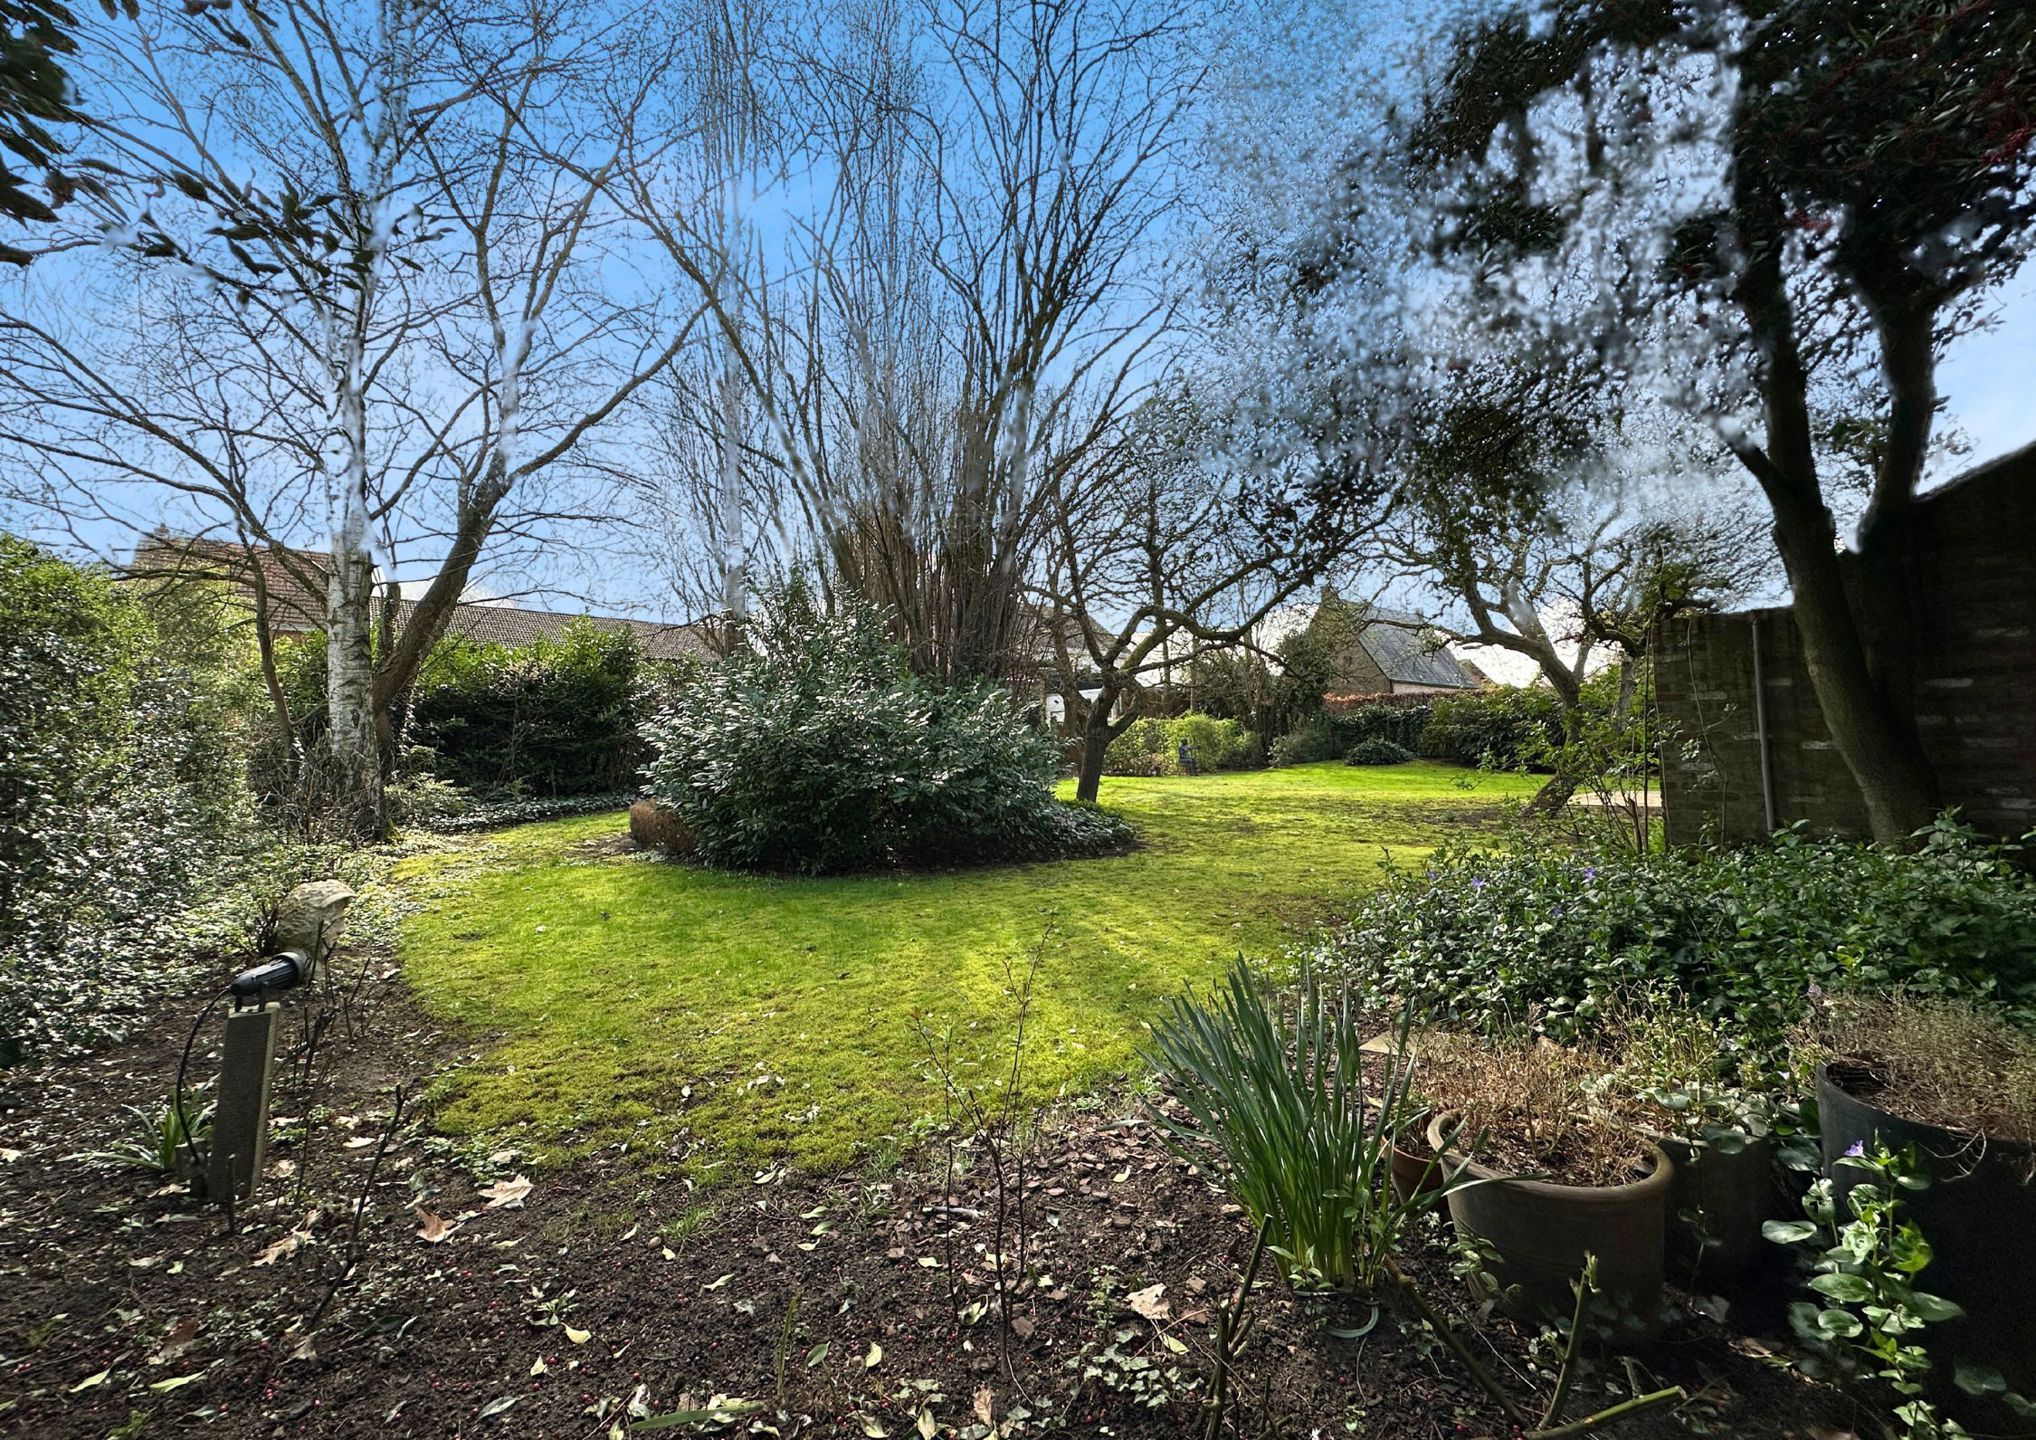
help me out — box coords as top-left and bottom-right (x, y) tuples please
(1, 972), (1851, 1439)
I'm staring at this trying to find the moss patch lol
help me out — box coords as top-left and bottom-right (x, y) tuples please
(401, 761), (1535, 1175)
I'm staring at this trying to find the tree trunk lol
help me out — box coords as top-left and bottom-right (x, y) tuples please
(1770, 497), (1937, 843)
(324, 529), (383, 841)
(1074, 690), (1133, 804)
(1524, 770), (1580, 816)
(1730, 212), (1939, 843)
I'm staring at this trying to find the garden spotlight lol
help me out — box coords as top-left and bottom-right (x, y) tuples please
(185, 881), (356, 1206)
(229, 946), (314, 1001)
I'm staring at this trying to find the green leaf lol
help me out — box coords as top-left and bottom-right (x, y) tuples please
(1816, 1308), (1864, 1340)
(1907, 1292), (1963, 1324)
(1761, 1219), (1819, 1245)
(1954, 1360), (2006, 1397)
(1808, 1272), (1875, 1303)
(630, 1400), (763, 1432)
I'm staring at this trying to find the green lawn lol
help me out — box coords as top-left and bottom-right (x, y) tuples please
(400, 761), (1535, 1176)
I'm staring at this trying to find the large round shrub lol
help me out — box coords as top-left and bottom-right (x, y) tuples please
(1344, 737), (1414, 765)
(641, 592), (1128, 874)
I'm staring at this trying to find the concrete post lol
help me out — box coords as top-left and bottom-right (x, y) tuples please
(208, 1003), (280, 1205)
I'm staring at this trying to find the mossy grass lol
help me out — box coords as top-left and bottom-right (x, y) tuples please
(400, 761), (1537, 1176)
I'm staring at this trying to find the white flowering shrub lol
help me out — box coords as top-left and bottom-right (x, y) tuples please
(0, 538), (255, 1063)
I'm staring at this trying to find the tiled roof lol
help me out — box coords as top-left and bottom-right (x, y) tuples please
(129, 530), (333, 632)
(127, 531), (712, 662)
(1353, 606), (1480, 690)
(404, 599), (712, 662)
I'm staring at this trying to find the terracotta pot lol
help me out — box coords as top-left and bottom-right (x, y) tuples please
(1646, 1126), (1777, 1285)
(1819, 1062), (2036, 1397)
(1428, 1111), (1672, 1340)
(1390, 1109), (1446, 1207)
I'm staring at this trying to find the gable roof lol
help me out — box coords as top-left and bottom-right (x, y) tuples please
(1351, 605), (1481, 689)
(127, 530), (713, 663)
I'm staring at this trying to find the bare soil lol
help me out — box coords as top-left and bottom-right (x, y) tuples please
(1, 974), (1848, 1439)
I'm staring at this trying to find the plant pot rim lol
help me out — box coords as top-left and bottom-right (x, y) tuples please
(1818, 1059), (2034, 1155)
(1427, 1109), (1674, 1201)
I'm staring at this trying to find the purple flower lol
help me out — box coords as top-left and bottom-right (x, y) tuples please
(1583, 865), (1598, 881)
(1469, 877), (1486, 891)
(1844, 1140), (1866, 1158)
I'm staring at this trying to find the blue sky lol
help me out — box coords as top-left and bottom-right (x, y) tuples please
(4, 0), (2031, 625)
(1935, 266), (2036, 473)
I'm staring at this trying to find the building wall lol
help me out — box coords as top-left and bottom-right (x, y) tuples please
(1657, 456), (2036, 845)
(1326, 636), (1393, 695)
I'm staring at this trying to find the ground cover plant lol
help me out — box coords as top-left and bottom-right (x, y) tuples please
(1323, 818), (2036, 1063)
(0, 539), (254, 1064)
(400, 760), (1537, 1173)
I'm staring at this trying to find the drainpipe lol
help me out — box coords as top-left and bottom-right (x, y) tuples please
(1751, 613), (1776, 833)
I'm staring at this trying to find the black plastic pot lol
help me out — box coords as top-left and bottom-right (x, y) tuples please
(1819, 1063), (2036, 1397)
(1428, 1111), (1672, 1340)
(1645, 1127), (1776, 1286)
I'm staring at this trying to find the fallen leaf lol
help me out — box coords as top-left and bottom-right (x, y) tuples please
(702, 1273), (733, 1291)
(1125, 1283), (1169, 1321)
(864, 1341), (883, 1369)
(565, 1326), (592, 1345)
(530, 1355), (549, 1376)
(149, 1373), (202, 1393)
(0, 1147), (22, 1162)
(414, 1207), (459, 1244)
(916, 1411), (936, 1440)
(69, 1369), (110, 1393)
(805, 1342), (829, 1369)
(860, 1417), (890, 1437)
(478, 1394), (518, 1419)
(973, 1386), (996, 1425)
(151, 1317), (200, 1365)
(289, 1334), (318, 1363)
(1008, 1314), (1034, 1339)
(252, 1230), (304, 1267)
(480, 1175), (533, 1210)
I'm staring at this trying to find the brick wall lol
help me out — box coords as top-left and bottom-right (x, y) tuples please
(1658, 456), (2036, 845)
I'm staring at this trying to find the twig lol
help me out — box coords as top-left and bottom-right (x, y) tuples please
(1381, 1256), (1530, 1429)
(301, 1082), (408, 1336)
(1538, 1256), (1597, 1430)
(1525, 1386), (1685, 1438)
(1204, 1215), (1272, 1440)
(775, 1286), (801, 1409)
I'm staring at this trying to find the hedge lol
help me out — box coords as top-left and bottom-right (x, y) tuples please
(1104, 713), (1261, 776)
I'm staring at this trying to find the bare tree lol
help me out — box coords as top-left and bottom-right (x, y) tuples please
(1389, 0), (2036, 840)
(626, 0), (1202, 681)
(1387, 366), (1771, 812)
(0, 0), (696, 835)
(1036, 384), (1362, 802)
